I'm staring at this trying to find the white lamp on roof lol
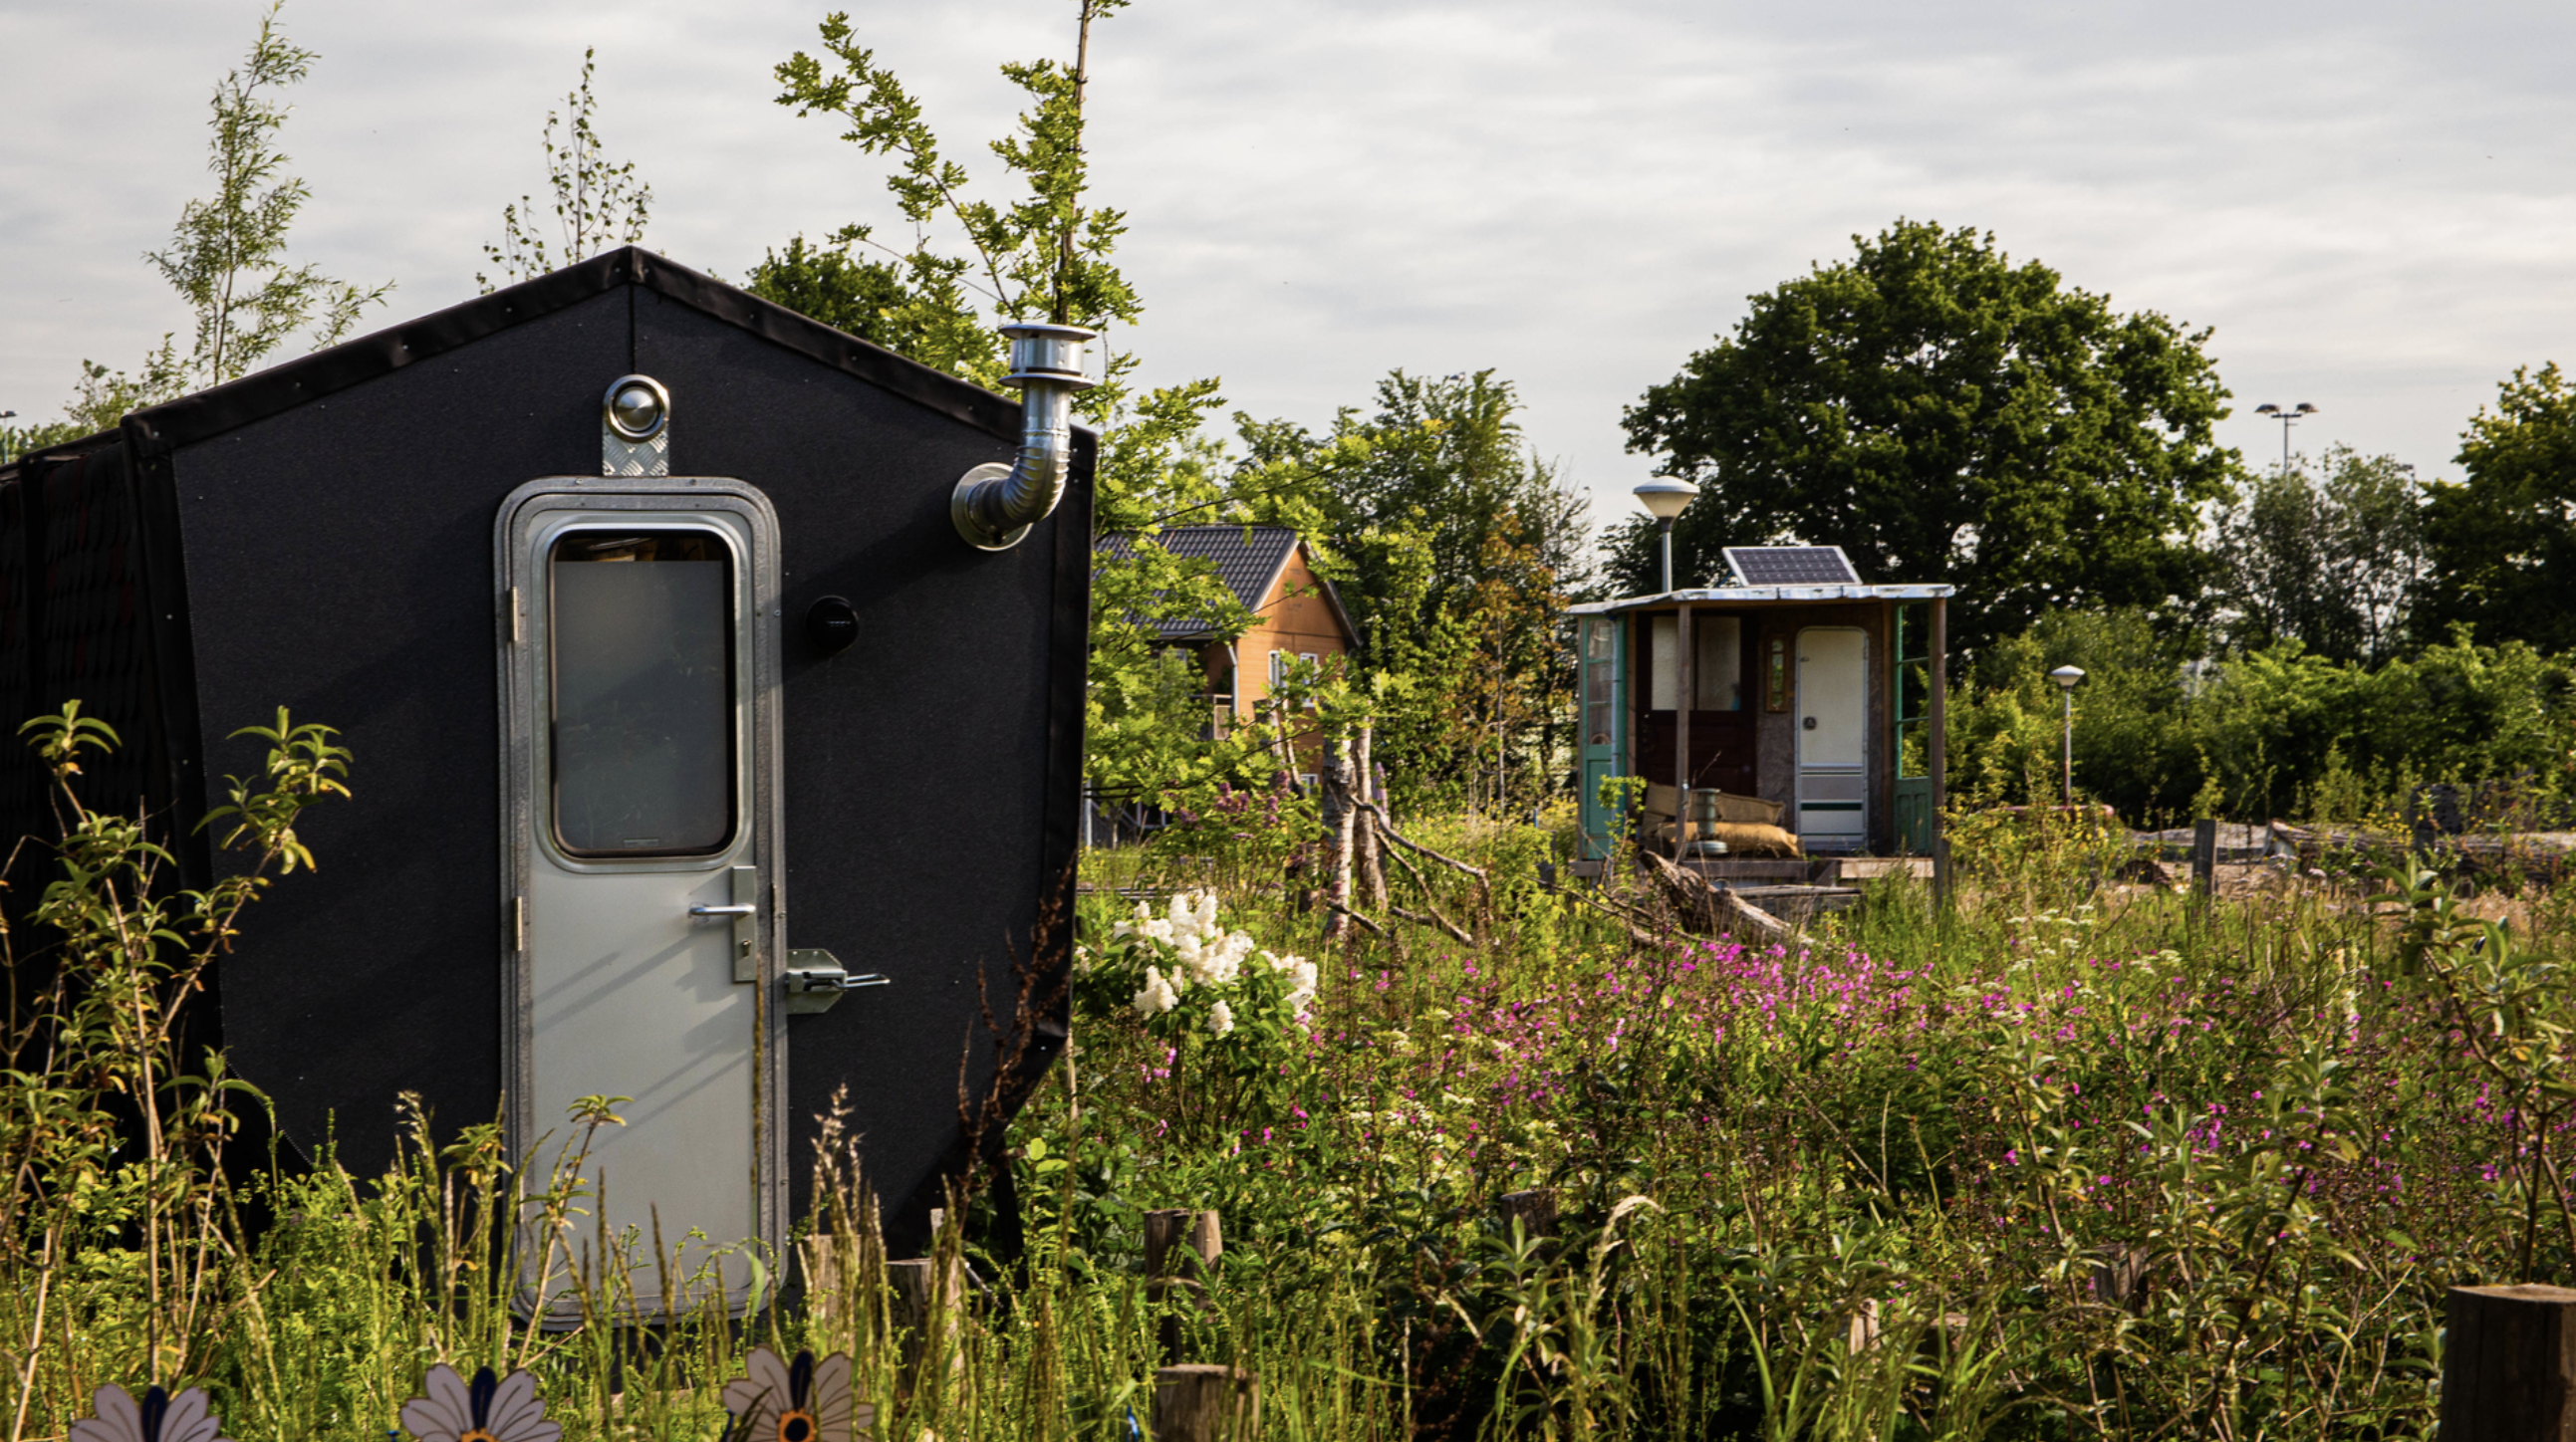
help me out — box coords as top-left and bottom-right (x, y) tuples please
(1632, 477), (1698, 594)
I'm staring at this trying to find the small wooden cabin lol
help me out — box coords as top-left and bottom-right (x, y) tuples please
(1570, 547), (1952, 861)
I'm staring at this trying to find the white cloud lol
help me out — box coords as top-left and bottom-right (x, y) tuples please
(6, 0), (2573, 545)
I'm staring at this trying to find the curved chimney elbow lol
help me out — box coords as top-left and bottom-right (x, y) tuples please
(952, 323), (1098, 551)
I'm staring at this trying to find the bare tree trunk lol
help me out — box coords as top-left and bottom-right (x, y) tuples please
(1323, 739), (1354, 940)
(1355, 726), (1385, 908)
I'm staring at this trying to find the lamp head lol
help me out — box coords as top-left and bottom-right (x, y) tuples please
(2048, 665), (2086, 690)
(2294, 402), (2317, 415)
(1633, 476), (1698, 522)
(2254, 403), (2279, 416)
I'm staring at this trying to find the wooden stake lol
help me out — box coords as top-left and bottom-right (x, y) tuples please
(2192, 819), (2218, 904)
(1154, 1364), (1259, 1442)
(2444, 1284), (2576, 1439)
(1145, 1208), (1223, 1280)
(1499, 1188), (1558, 1240)
(888, 1255), (964, 1395)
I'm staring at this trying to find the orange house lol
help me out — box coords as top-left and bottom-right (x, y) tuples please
(1098, 524), (1359, 737)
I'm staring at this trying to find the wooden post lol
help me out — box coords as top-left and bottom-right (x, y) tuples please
(2444, 1284), (2576, 1439)
(1154, 1364), (1259, 1442)
(1675, 604), (1693, 858)
(1929, 597), (1949, 902)
(1148, 1209), (1223, 1358)
(2192, 819), (2218, 904)
(1499, 1187), (1558, 1240)
(888, 1255), (964, 1395)
(1146, 1208), (1222, 1280)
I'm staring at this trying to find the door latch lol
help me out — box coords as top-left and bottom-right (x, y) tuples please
(782, 948), (890, 1015)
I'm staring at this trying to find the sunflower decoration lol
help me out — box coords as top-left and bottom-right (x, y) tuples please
(399, 1364), (561, 1442)
(722, 1346), (866, 1442)
(69, 1384), (232, 1442)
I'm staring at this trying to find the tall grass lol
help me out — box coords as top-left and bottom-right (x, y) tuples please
(7, 712), (2573, 1438)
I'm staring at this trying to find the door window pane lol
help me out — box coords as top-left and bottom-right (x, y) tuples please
(550, 530), (737, 856)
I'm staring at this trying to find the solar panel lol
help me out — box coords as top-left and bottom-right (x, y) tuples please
(1724, 546), (1860, 586)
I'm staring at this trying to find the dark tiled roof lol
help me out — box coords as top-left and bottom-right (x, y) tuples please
(1096, 525), (1303, 638)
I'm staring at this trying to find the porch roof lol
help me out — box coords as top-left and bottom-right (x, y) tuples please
(1568, 584), (1955, 615)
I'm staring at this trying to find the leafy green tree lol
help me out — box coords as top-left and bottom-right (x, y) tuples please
(2214, 445), (2426, 665)
(478, 48), (652, 292)
(772, 4), (1336, 807)
(2420, 362), (2576, 653)
(1617, 220), (2236, 653)
(32, 2), (388, 443)
(742, 235), (913, 351)
(1233, 371), (1586, 813)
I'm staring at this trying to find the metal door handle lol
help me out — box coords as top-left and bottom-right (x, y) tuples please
(691, 903), (756, 917)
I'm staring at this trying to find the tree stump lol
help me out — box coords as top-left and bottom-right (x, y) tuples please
(1154, 1364), (1259, 1442)
(2445, 1284), (2576, 1439)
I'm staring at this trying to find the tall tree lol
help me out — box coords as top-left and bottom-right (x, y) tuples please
(1236, 371), (1587, 813)
(2214, 445), (2426, 665)
(2420, 362), (2576, 654)
(34, 1), (388, 443)
(1616, 220), (2236, 653)
(478, 48), (652, 292)
(773, 3), (1329, 805)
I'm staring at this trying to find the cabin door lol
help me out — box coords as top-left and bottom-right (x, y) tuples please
(1795, 626), (1868, 849)
(497, 480), (786, 1321)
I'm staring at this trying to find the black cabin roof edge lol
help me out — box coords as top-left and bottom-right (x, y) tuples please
(110, 247), (1040, 459)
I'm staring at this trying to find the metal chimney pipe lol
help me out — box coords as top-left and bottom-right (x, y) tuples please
(952, 322), (1099, 550)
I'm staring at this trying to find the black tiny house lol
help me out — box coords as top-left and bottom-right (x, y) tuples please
(0, 248), (1086, 1302)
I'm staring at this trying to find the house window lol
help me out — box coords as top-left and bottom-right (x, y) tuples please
(1269, 650), (1286, 687)
(1300, 651), (1318, 669)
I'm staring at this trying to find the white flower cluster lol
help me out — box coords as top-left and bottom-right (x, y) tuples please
(1111, 889), (1317, 1033)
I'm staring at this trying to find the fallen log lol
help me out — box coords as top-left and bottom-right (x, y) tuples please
(1645, 852), (1810, 949)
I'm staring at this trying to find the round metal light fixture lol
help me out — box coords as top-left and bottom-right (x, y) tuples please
(2049, 664), (2086, 690)
(1632, 476), (1699, 522)
(603, 374), (670, 443)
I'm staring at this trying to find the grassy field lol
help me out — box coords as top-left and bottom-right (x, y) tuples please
(7, 756), (2573, 1439)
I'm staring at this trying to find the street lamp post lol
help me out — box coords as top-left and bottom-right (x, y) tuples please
(2252, 402), (2316, 474)
(2048, 665), (2085, 808)
(1632, 477), (1698, 593)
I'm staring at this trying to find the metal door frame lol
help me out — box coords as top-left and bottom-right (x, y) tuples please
(493, 476), (789, 1299)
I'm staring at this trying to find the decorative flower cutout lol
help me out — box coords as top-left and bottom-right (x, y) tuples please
(724, 1346), (865, 1442)
(70, 1385), (230, 1442)
(400, 1364), (561, 1442)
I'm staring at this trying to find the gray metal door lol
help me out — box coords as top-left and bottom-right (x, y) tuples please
(496, 479), (785, 1320)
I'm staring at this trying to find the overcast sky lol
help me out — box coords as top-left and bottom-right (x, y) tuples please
(6, 0), (2573, 541)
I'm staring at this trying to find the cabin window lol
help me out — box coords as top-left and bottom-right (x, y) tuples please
(548, 529), (737, 857)
(1693, 617), (1742, 710)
